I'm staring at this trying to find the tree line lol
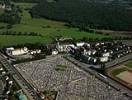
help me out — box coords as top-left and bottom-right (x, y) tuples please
(0, 31), (42, 36)
(31, 0), (132, 31)
(0, 3), (22, 24)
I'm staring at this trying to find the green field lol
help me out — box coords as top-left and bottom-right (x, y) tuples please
(55, 65), (67, 71)
(0, 3), (111, 47)
(111, 68), (127, 76)
(0, 9), (4, 14)
(125, 61), (132, 68)
(0, 35), (51, 47)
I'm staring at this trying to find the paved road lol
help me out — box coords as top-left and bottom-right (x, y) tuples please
(0, 52), (42, 100)
(64, 55), (132, 98)
(106, 53), (132, 69)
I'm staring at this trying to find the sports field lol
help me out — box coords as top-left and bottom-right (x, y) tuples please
(0, 3), (111, 47)
(125, 61), (132, 68)
(107, 61), (132, 89)
(116, 71), (132, 85)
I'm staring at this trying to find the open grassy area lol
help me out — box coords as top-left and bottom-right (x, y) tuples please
(0, 3), (111, 47)
(111, 68), (127, 76)
(0, 35), (52, 47)
(107, 65), (132, 89)
(125, 61), (132, 68)
(43, 90), (57, 100)
(55, 65), (67, 71)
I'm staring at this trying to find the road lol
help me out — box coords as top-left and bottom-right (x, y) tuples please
(106, 53), (132, 69)
(64, 55), (132, 98)
(0, 52), (42, 100)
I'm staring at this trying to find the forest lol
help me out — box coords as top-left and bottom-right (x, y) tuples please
(31, 0), (132, 31)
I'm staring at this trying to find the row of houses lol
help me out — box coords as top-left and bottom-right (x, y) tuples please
(5, 38), (89, 56)
(4, 38), (132, 65)
(6, 47), (42, 56)
(68, 41), (132, 65)
(0, 66), (13, 99)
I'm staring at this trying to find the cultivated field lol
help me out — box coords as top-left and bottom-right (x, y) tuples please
(0, 3), (110, 47)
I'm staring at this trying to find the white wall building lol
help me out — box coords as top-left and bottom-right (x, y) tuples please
(100, 56), (109, 62)
(102, 52), (110, 57)
(0, 3), (5, 9)
(52, 50), (58, 55)
(76, 42), (90, 47)
(57, 42), (75, 52)
(6, 47), (29, 56)
(30, 49), (41, 55)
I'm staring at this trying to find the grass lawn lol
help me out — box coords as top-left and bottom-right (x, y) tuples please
(111, 68), (127, 76)
(125, 61), (132, 68)
(55, 65), (67, 71)
(43, 90), (57, 100)
(0, 35), (51, 47)
(0, 3), (111, 47)
(0, 9), (4, 14)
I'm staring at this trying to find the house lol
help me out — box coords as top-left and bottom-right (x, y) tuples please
(0, 2), (11, 11)
(76, 42), (90, 47)
(30, 49), (41, 55)
(80, 54), (98, 65)
(102, 52), (110, 57)
(100, 56), (109, 62)
(76, 42), (85, 47)
(57, 42), (75, 52)
(56, 37), (76, 52)
(52, 50), (58, 55)
(83, 49), (97, 56)
(6, 47), (29, 56)
(0, 3), (5, 9)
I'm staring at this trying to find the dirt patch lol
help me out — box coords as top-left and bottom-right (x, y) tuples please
(116, 71), (132, 85)
(107, 62), (132, 89)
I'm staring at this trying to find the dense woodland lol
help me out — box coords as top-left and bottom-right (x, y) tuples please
(31, 0), (132, 31)
(0, 0), (22, 24)
(0, 6), (22, 24)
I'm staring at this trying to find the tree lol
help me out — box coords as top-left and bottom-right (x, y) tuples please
(31, 0), (132, 31)
(100, 62), (106, 74)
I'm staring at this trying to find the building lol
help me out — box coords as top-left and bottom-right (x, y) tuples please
(100, 56), (109, 63)
(0, 2), (11, 11)
(0, 3), (5, 9)
(6, 47), (29, 56)
(57, 42), (75, 52)
(102, 52), (110, 57)
(52, 50), (58, 55)
(30, 49), (41, 55)
(76, 42), (90, 47)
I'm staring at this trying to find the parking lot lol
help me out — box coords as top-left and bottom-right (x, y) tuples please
(15, 55), (131, 100)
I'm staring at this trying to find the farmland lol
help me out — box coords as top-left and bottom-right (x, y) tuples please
(0, 3), (111, 47)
